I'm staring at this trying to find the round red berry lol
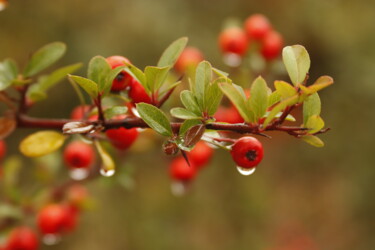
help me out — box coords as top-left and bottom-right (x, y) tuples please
(219, 27), (249, 56)
(128, 79), (152, 104)
(63, 141), (95, 169)
(230, 136), (264, 168)
(244, 14), (272, 40)
(188, 141), (214, 168)
(70, 105), (91, 120)
(106, 55), (133, 92)
(37, 204), (69, 235)
(260, 30), (283, 61)
(170, 157), (197, 181)
(0, 140), (6, 160)
(5, 226), (39, 250)
(174, 47), (204, 73)
(105, 115), (139, 150)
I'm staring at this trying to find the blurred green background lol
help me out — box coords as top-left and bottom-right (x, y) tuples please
(1, 0), (375, 249)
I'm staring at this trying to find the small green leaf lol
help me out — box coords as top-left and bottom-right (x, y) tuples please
(104, 106), (128, 119)
(219, 82), (251, 122)
(180, 90), (201, 115)
(195, 61), (212, 109)
(136, 103), (172, 136)
(305, 115), (325, 134)
(144, 66), (170, 93)
(263, 95), (299, 127)
(282, 45), (310, 86)
(303, 92), (321, 124)
(95, 140), (115, 173)
(27, 63), (82, 102)
(248, 76), (269, 122)
(157, 37), (188, 67)
(0, 59), (18, 90)
(212, 67), (229, 77)
(205, 78), (224, 116)
(301, 135), (324, 147)
(124, 64), (147, 85)
(170, 108), (202, 120)
(300, 75), (334, 95)
(88, 56), (111, 93)
(274, 80), (297, 99)
(179, 119), (202, 136)
(19, 131), (65, 157)
(268, 91), (281, 107)
(69, 75), (98, 99)
(24, 42), (66, 77)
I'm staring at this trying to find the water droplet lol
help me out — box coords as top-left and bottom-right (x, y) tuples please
(136, 128), (146, 132)
(223, 53), (242, 67)
(43, 234), (61, 245)
(171, 181), (188, 196)
(69, 168), (89, 180)
(236, 166), (256, 176)
(100, 168), (115, 177)
(132, 107), (140, 118)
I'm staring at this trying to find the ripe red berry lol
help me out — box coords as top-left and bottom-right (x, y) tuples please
(170, 157), (197, 181)
(174, 47), (204, 73)
(70, 105), (91, 120)
(188, 141), (214, 168)
(218, 27), (249, 56)
(106, 55), (133, 92)
(260, 30), (283, 61)
(5, 226), (39, 250)
(63, 141), (95, 169)
(0, 140), (6, 160)
(37, 204), (73, 235)
(105, 115), (139, 150)
(230, 136), (264, 168)
(244, 14), (272, 40)
(128, 79), (152, 104)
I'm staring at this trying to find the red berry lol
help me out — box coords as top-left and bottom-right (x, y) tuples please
(244, 14), (272, 40)
(105, 115), (139, 150)
(106, 56), (133, 92)
(174, 47), (204, 73)
(37, 204), (71, 235)
(70, 105), (91, 120)
(169, 157), (197, 181)
(5, 226), (39, 250)
(188, 141), (214, 168)
(219, 27), (249, 56)
(63, 141), (95, 169)
(214, 106), (244, 124)
(0, 140), (6, 160)
(260, 30), (283, 61)
(230, 136), (264, 168)
(128, 78), (152, 104)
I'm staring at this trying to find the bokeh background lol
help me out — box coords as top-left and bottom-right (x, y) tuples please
(1, 0), (375, 249)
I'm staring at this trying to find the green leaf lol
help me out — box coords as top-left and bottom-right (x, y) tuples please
(180, 90), (201, 115)
(69, 75), (98, 99)
(305, 115), (325, 134)
(268, 91), (281, 107)
(301, 135), (324, 147)
(144, 66), (171, 93)
(19, 131), (65, 157)
(274, 80), (297, 99)
(263, 95), (299, 127)
(88, 56), (111, 93)
(157, 37), (188, 67)
(136, 103), (172, 136)
(179, 119), (202, 136)
(0, 59), (18, 90)
(124, 64), (146, 85)
(212, 67), (229, 77)
(219, 82), (251, 122)
(183, 124), (205, 147)
(95, 140), (115, 173)
(282, 45), (310, 86)
(205, 78), (224, 116)
(194, 61), (212, 109)
(104, 106), (128, 119)
(23, 42), (66, 77)
(303, 92), (321, 124)
(27, 63), (82, 101)
(248, 76), (269, 121)
(300, 75), (334, 95)
(170, 107), (202, 120)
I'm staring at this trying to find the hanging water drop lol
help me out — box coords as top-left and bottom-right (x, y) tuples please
(100, 168), (115, 177)
(236, 166), (256, 176)
(223, 53), (242, 67)
(43, 234), (61, 245)
(69, 168), (89, 180)
(171, 181), (187, 197)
